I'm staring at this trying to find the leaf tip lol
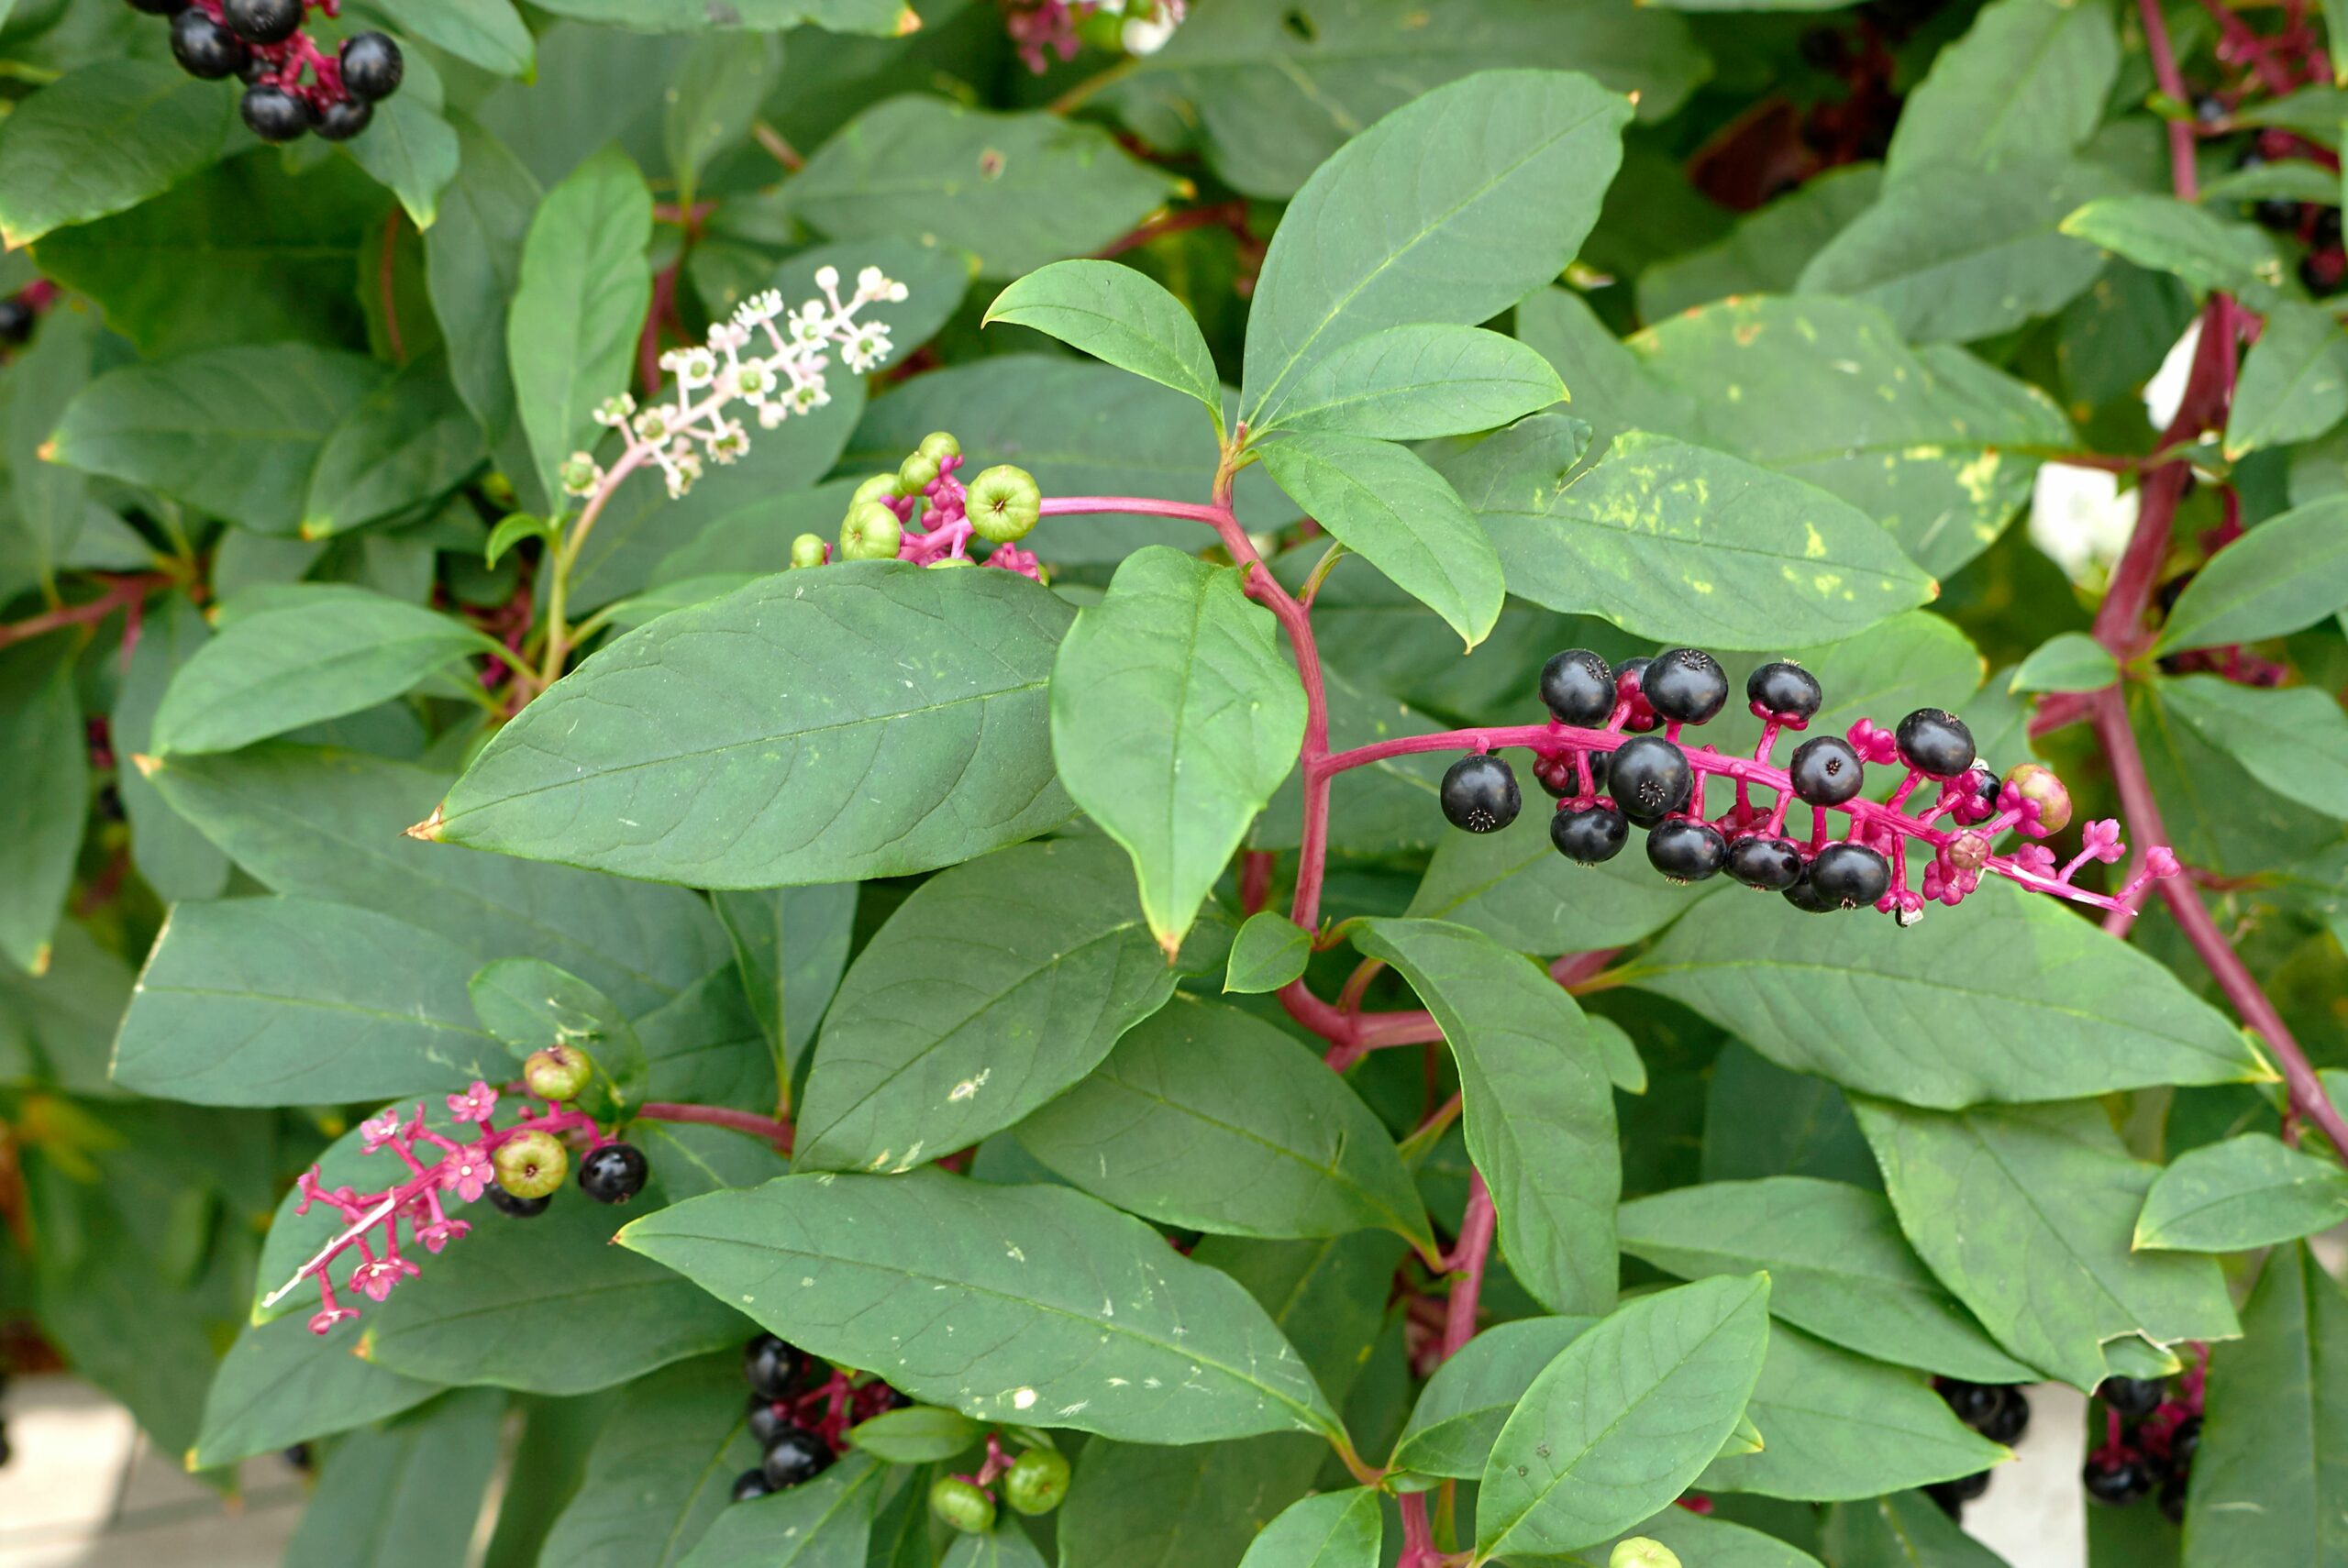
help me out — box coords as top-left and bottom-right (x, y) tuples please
(130, 752), (161, 778)
(35, 436), (58, 465)
(404, 804), (448, 843)
(894, 3), (922, 31)
(183, 1447), (204, 1474)
(298, 518), (331, 541)
(353, 1328), (377, 1361)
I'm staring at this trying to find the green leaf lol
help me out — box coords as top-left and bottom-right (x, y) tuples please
(1257, 433), (1503, 651)
(191, 1315), (440, 1470)
(1640, 164), (1884, 320)
(426, 117), (543, 472)
(1476, 1275), (1773, 1557)
(434, 562), (1075, 885)
(1695, 1327), (2008, 1500)
(1618, 1177), (2037, 1384)
(508, 146), (653, 508)
(941, 1522), (1049, 1568)
(1224, 911), (1312, 994)
(1445, 423), (1933, 648)
(282, 1390), (506, 1568)
(1852, 1098), (2242, 1390)
(2156, 495), (2348, 650)
(794, 837), (1180, 1174)
(536, 1353), (760, 1568)
(1821, 1490), (2010, 1567)
(1253, 666), (1449, 858)
(710, 882), (855, 1085)
(1242, 70), (1630, 425)
(984, 261), (1224, 438)
(1884, 0), (2120, 177)
(2160, 675), (2348, 818)
(1051, 547), (1306, 953)
(485, 512), (559, 569)
(111, 596), (229, 904)
(790, 97), (1178, 279)
(1404, 798), (1703, 955)
(1013, 994), (1434, 1251)
(1352, 918), (1618, 1316)
(470, 957), (649, 1111)
(302, 352), (486, 538)
(2197, 158), (2341, 206)
(50, 345), (384, 534)
(344, 92), (464, 230)
(1388, 1315), (1595, 1484)
(2129, 679), (2340, 878)
(527, 0), (898, 35)
(2180, 1243), (2348, 1567)
(0, 637), (83, 975)
(394, 0), (534, 77)
(2060, 196), (2289, 301)
(1621, 877), (2274, 1108)
(0, 61), (235, 247)
(847, 1405), (985, 1463)
(2133, 1133), (2348, 1252)
(664, 36), (782, 202)
(1260, 325), (1566, 441)
(1546, 1511), (1829, 1568)
(2010, 630), (2118, 693)
(620, 1169), (1345, 1442)
(112, 897), (500, 1105)
(4, 303), (94, 596)
(676, 1453), (885, 1568)
(1235, 1489), (1381, 1568)
(2224, 299), (2348, 458)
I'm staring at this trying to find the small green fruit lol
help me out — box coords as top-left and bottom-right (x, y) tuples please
(917, 430), (960, 463)
(790, 533), (829, 569)
(2003, 762), (2073, 834)
(967, 465), (1042, 544)
(850, 472), (901, 507)
(523, 1045), (591, 1101)
(1610, 1540), (1681, 1568)
(928, 557), (975, 569)
(493, 1130), (569, 1199)
(1001, 1447), (1070, 1516)
(839, 502), (903, 562)
(930, 1476), (996, 1534)
(898, 451), (942, 494)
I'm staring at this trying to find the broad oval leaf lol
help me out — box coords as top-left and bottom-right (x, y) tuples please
(2223, 299), (2348, 458)
(0, 639), (85, 974)
(395, 0), (534, 76)
(191, 1314), (440, 1469)
(2157, 495), (2348, 651)
(282, 1389), (505, 1568)
(112, 597), (229, 904)
(536, 1353), (760, 1568)
(1822, 1489), (2010, 1567)
(425, 118), (541, 469)
(847, 1405), (986, 1463)
(1883, 0), (2118, 176)
(1554, 1511), (1828, 1568)
(2010, 630), (2118, 694)
(431, 562), (1076, 886)
(302, 352), (485, 538)
(1263, 325), (1566, 441)
(619, 1169), (1346, 1443)
(1235, 1489), (1381, 1568)
(2134, 1133), (2348, 1253)
(711, 881), (856, 1086)
(345, 92), (464, 230)
(985, 261), (1224, 437)
(1224, 911), (1312, 995)
(1388, 1315), (1595, 1484)
(2160, 676), (2348, 818)
(0, 61), (236, 248)
(2059, 195), (2288, 302)
(470, 956), (649, 1113)
(676, 1453), (885, 1568)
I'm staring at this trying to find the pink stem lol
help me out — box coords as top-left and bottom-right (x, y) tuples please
(2140, 0), (2202, 200)
(639, 1101), (794, 1153)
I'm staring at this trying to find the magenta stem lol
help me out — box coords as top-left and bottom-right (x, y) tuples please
(639, 1101), (794, 1152)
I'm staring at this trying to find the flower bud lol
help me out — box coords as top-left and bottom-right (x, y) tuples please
(917, 430), (960, 463)
(790, 533), (828, 569)
(850, 472), (901, 507)
(967, 464), (1043, 544)
(493, 1130), (569, 1199)
(898, 451), (942, 494)
(524, 1045), (591, 1101)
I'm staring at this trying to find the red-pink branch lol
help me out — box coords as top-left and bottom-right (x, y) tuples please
(0, 573), (174, 650)
(638, 1101), (794, 1154)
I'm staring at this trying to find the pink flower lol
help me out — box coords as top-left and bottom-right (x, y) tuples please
(415, 1216), (471, 1253)
(440, 1142), (495, 1202)
(1845, 718), (1900, 766)
(2011, 844), (2058, 878)
(448, 1081), (500, 1124)
(350, 1254), (420, 1303)
(2079, 819), (2126, 863)
(360, 1109), (404, 1149)
(309, 1303), (360, 1336)
(2147, 846), (2181, 878)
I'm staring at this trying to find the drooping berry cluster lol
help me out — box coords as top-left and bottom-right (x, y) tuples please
(1434, 646), (2179, 923)
(792, 431), (1046, 581)
(2231, 130), (2346, 293)
(2082, 1369), (2205, 1523)
(726, 1333), (906, 1502)
(1923, 1378), (2031, 1518)
(1000, 0), (1186, 72)
(929, 1435), (1070, 1534)
(261, 1047), (648, 1334)
(133, 0), (403, 143)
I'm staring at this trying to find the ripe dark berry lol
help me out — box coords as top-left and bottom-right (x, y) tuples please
(2158, 1475), (2187, 1524)
(2167, 1415), (2201, 1471)
(760, 1426), (835, 1490)
(1939, 1381), (2004, 1428)
(732, 1468), (774, 1503)
(127, 0), (191, 13)
(1646, 818), (1727, 882)
(578, 1142), (648, 1203)
(1539, 649), (1615, 726)
(240, 84), (314, 142)
(1615, 657), (1660, 732)
(1977, 1386), (2029, 1444)
(2084, 1457), (2154, 1507)
(1746, 660), (1822, 722)
(1607, 735), (1693, 824)
(1952, 765), (2000, 824)
(314, 98), (372, 141)
(746, 1396), (792, 1448)
(221, 0), (300, 44)
(486, 1185), (550, 1218)
(1551, 803), (1628, 864)
(1810, 842), (1891, 910)
(1440, 754), (1521, 834)
(1925, 1470), (1991, 1518)
(338, 31), (404, 100)
(170, 10), (250, 78)
(1725, 834), (1804, 891)
(1782, 866), (1837, 914)
(743, 1334), (810, 1401)
(0, 301), (32, 348)
(1534, 750), (1607, 799)
(1789, 735), (1865, 806)
(1895, 708), (1976, 778)
(1643, 648), (1729, 725)
(2098, 1376), (2165, 1419)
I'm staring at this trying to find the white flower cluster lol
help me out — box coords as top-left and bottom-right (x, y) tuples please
(564, 264), (909, 502)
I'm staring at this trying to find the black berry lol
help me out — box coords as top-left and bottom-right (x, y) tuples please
(1782, 865), (1837, 914)
(2084, 1457), (2154, 1507)
(732, 1468), (774, 1503)
(170, 9), (250, 78)
(1977, 1386), (2029, 1444)
(1607, 735), (1693, 825)
(1810, 842), (1890, 910)
(1551, 802), (1628, 864)
(760, 1427), (835, 1490)
(2098, 1376), (2165, 1419)
(1614, 657), (1660, 732)
(1646, 818), (1727, 882)
(747, 1395), (792, 1448)
(1643, 648), (1729, 725)
(2157, 1476), (2187, 1524)
(127, 0), (191, 12)
(1939, 1381), (2003, 1428)
(744, 1334), (810, 1400)
(221, 0), (300, 44)
(578, 1142), (648, 1203)
(486, 1185), (550, 1218)
(1789, 735), (1865, 806)
(338, 31), (404, 100)
(1925, 1470), (1991, 1518)
(2167, 1415), (2201, 1472)
(0, 301), (32, 348)
(1725, 834), (1804, 891)
(1952, 764), (2000, 824)
(1539, 649), (1615, 726)
(1440, 754), (1521, 834)
(1895, 708), (1976, 778)
(1746, 660), (1822, 721)
(239, 84), (313, 142)
(314, 97), (372, 141)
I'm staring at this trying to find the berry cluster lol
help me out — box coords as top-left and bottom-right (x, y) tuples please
(2231, 131), (2345, 293)
(1434, 647), (2178, 922)
(2082, 1370), (2204, 1522)
(262, 1046), (649, 1334)
(792, 431), (1045, 580)
(135, 0), (403, 144)
(1923, 1379), (2031, 1518)
(928, 1436), (1070, 1534)
(1001, 0), (1185, 72)
(726, 1333), (905, 1502)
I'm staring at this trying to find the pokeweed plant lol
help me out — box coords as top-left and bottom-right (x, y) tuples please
(0, 1), (2343, 1566)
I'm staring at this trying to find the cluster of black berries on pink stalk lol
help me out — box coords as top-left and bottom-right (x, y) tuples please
(131, 0), (403, 143)
(1435, 647), (2180, 922)
(1923, 1378), (2031, 1518)
(2082, 1368), (2205, 1522)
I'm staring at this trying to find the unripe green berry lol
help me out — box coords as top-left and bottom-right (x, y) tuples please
(493, 1130), (569, 1199)
(790, 533), (828, 569)
(839, 502), (903, 562)
(929, 557), (975, 569)
(1610, 1540), (1681, 1568)
(850, 472), (901, 507)
(930, 1476), (996, 1534)
(898, 451), (942, 494)
(2003, 762), (2073, 834)
(917, 430), (960, 463)
(1001, 1447), (1069, 1516)
(967, 465), (1042, 544)
(523, 1045), (591, 1101)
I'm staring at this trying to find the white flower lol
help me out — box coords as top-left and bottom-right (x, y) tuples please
(2029, 462), (2141, 584)
(2143, 319), (2200, 432)
(814, 264), (840, 293)
(632, 408), (671, 444)
(661, 346), (717, 386)
(707, 420), (749, 464)
(735, 290), (784, 326)
(594, 392), (637, 426)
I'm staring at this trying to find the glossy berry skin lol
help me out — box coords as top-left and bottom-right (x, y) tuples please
(746, 1396), (792, 1448)
(2084, 1457), (2154, 1507)
(314, 98), (372, 141)
(338, 31), (404, 100)
(1725, 834), (1804, 891)
(1644, 648), (1729, 724)
(1746, 660), (1822, 722)
(1976, 1386), (2029, 1444)
(743, 1334), (810, 1401)
(1607, 735), (1693, 825)
(2157, 1476), (2187, 1524)
(1924, 1470), (1990, 1518)
(1440, 754), (1521, 834)
(760, 1427), (835, 1490)
(578, 1142), (648, 1204)
(1939, 1381), (2004, 1428)
(1646, 818), (1727, 882)
(170, 10), (250, 78)
(2166, 1415), (2201, 1472)
(486, 1185), (550, 1219)
(1539, 649), (1615, 726)
(2098, 1376), (2165, 1419)
(1952, 765), (2000, 825)
(931, 1476), (997, 1534)
(1789, 735), (1865, 806)
(1002, 1447), (1071, 1516)
(1782, 865), (1838, 914)
(127, 0), (191, 13)
(221, 0), (300, 44)
(732, 1468), (774, 1503)
(0, 301), (31, 348)
(240, 84), (313, 142)
(1810, 842), (1891, 910)
(1895, 708), (1976, 778)
(1551, 803), (1628, 864)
